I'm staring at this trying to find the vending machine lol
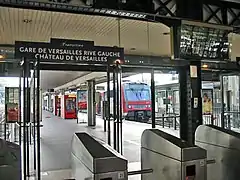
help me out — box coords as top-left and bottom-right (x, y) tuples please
(61, 94), (77, 119)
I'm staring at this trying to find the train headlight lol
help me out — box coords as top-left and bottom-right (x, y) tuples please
(146, 105), (151, 108)
(128, 105), (132, 109)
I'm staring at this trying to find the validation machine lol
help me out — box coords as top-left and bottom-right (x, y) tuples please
(71, 133), (128, 180)
(195, 125), (240, 180)
(141, 129), (207, 180)
(0, 139), (21, 180)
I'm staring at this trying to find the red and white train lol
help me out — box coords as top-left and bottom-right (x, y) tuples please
(104, 82), (152, 121)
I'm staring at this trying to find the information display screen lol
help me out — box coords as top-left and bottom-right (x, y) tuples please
(179, 23), (231, 60)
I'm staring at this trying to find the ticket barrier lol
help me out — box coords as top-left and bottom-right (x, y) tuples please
(0, 138), (21, 180)
(141, 129), (207, 180)
(195, 125), (240, 180)
(71, 132), (128, 180)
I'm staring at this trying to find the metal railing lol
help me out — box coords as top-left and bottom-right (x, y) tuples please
(0, 112), (11, 141)
(203, 106), (240, 130)
(0, 113), (5, 138)
(155, 113), (180, 130)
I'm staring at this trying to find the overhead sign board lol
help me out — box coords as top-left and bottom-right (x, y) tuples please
(50, 38), (94, 48)
(15, 39), (124, 64)
(173, 20), (233, 61)
(96, 86), (105, 91)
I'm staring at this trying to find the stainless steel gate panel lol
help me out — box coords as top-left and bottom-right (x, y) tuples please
(71, 132), (127, 180)
(0, 139), (21, 180)
(141, 129), (207, 180)
(195, 125), (240, 180)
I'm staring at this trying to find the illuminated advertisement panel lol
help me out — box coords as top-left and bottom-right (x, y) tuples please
(5, 87), (19, 123)
(77, 90), (87, 110)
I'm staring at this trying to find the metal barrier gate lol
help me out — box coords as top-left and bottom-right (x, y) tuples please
(195, 125), (240, 180)
(71, 133), (128, 180)
(141, 129), (207, 180)
(0, 138), (21, 180)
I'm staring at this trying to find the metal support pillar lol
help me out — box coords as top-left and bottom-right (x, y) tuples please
(239, 76), (240, 122)
(107, 63), (111, 145)
(118, 64), (123, 154)
(36, 59), (41, 180)
(221, 7), (228, 25)
(87, 80), (96, 126)
(176, 0), (203, 20)
(47, 94), (51, 111)
(22, 58), (27, 179)
(226, 90), (231, 129)
(111, 62), (122, 153)
(19, 67), (22, 146)
(220, 75), (225, 128)
(26, 60), (30, 177)
(113, 67), (117, 150)
(179, 62), (202, 144)
(116, 62), (122, 153)
(165, 88), (169, 114)
(151, 69), (156, 128)
(179, 66), (189, 142)
(33, 65), (36, 172)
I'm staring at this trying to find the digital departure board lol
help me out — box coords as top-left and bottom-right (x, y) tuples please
(178, 21), (233, 60)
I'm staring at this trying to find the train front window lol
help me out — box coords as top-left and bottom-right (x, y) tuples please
(125, 88), (150, 101)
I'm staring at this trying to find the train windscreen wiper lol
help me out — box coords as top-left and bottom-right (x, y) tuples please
(138, 88), (145, 100)
(130, 88), (140, 100)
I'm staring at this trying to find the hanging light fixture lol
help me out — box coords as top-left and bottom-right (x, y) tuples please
(202, 64), (208, 69)
(0, 54), (5, 59)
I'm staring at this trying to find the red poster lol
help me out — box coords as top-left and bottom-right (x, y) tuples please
(6, 103), (19, 122)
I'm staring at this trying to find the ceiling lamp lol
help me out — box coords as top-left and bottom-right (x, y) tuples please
(202, 64), (208, 69)
(23, 19), (32, 24)
(0, 54), (5, 59)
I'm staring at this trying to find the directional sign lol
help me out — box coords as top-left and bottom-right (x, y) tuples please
(15, 39), (124, 64)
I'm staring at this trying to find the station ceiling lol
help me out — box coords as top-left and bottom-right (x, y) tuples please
(0, 6), (171, 90)
(0, 6), (171, 56)
(40, 71), (89, 90)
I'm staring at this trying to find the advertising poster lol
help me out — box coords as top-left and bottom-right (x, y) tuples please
(77, 90), (87, 110)
(5, 87), (19, 123)
(66, 95), (76, 113)
(202, 89), (213, 115)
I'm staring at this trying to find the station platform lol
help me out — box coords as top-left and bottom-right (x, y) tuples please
(32, 110), (179, 179)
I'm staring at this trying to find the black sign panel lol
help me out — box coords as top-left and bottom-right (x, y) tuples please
(174, 21), (233, 61)
(179, 24), (230, 60)
(15, 39), (124, 64)
(50, 38), (94, 48)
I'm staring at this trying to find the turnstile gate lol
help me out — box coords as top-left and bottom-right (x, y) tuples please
(0, 138), (21, 180)
(71, 132), (127, 180)
(195, 125), (240, 180)
(141, 129), (207, 180)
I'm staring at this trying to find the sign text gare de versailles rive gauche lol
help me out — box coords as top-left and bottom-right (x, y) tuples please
(14, 38), (124, 64)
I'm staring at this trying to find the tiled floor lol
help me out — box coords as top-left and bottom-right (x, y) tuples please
(28, 111), (179, 179)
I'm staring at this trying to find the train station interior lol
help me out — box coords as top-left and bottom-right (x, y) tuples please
(1, 0), (240, 180)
